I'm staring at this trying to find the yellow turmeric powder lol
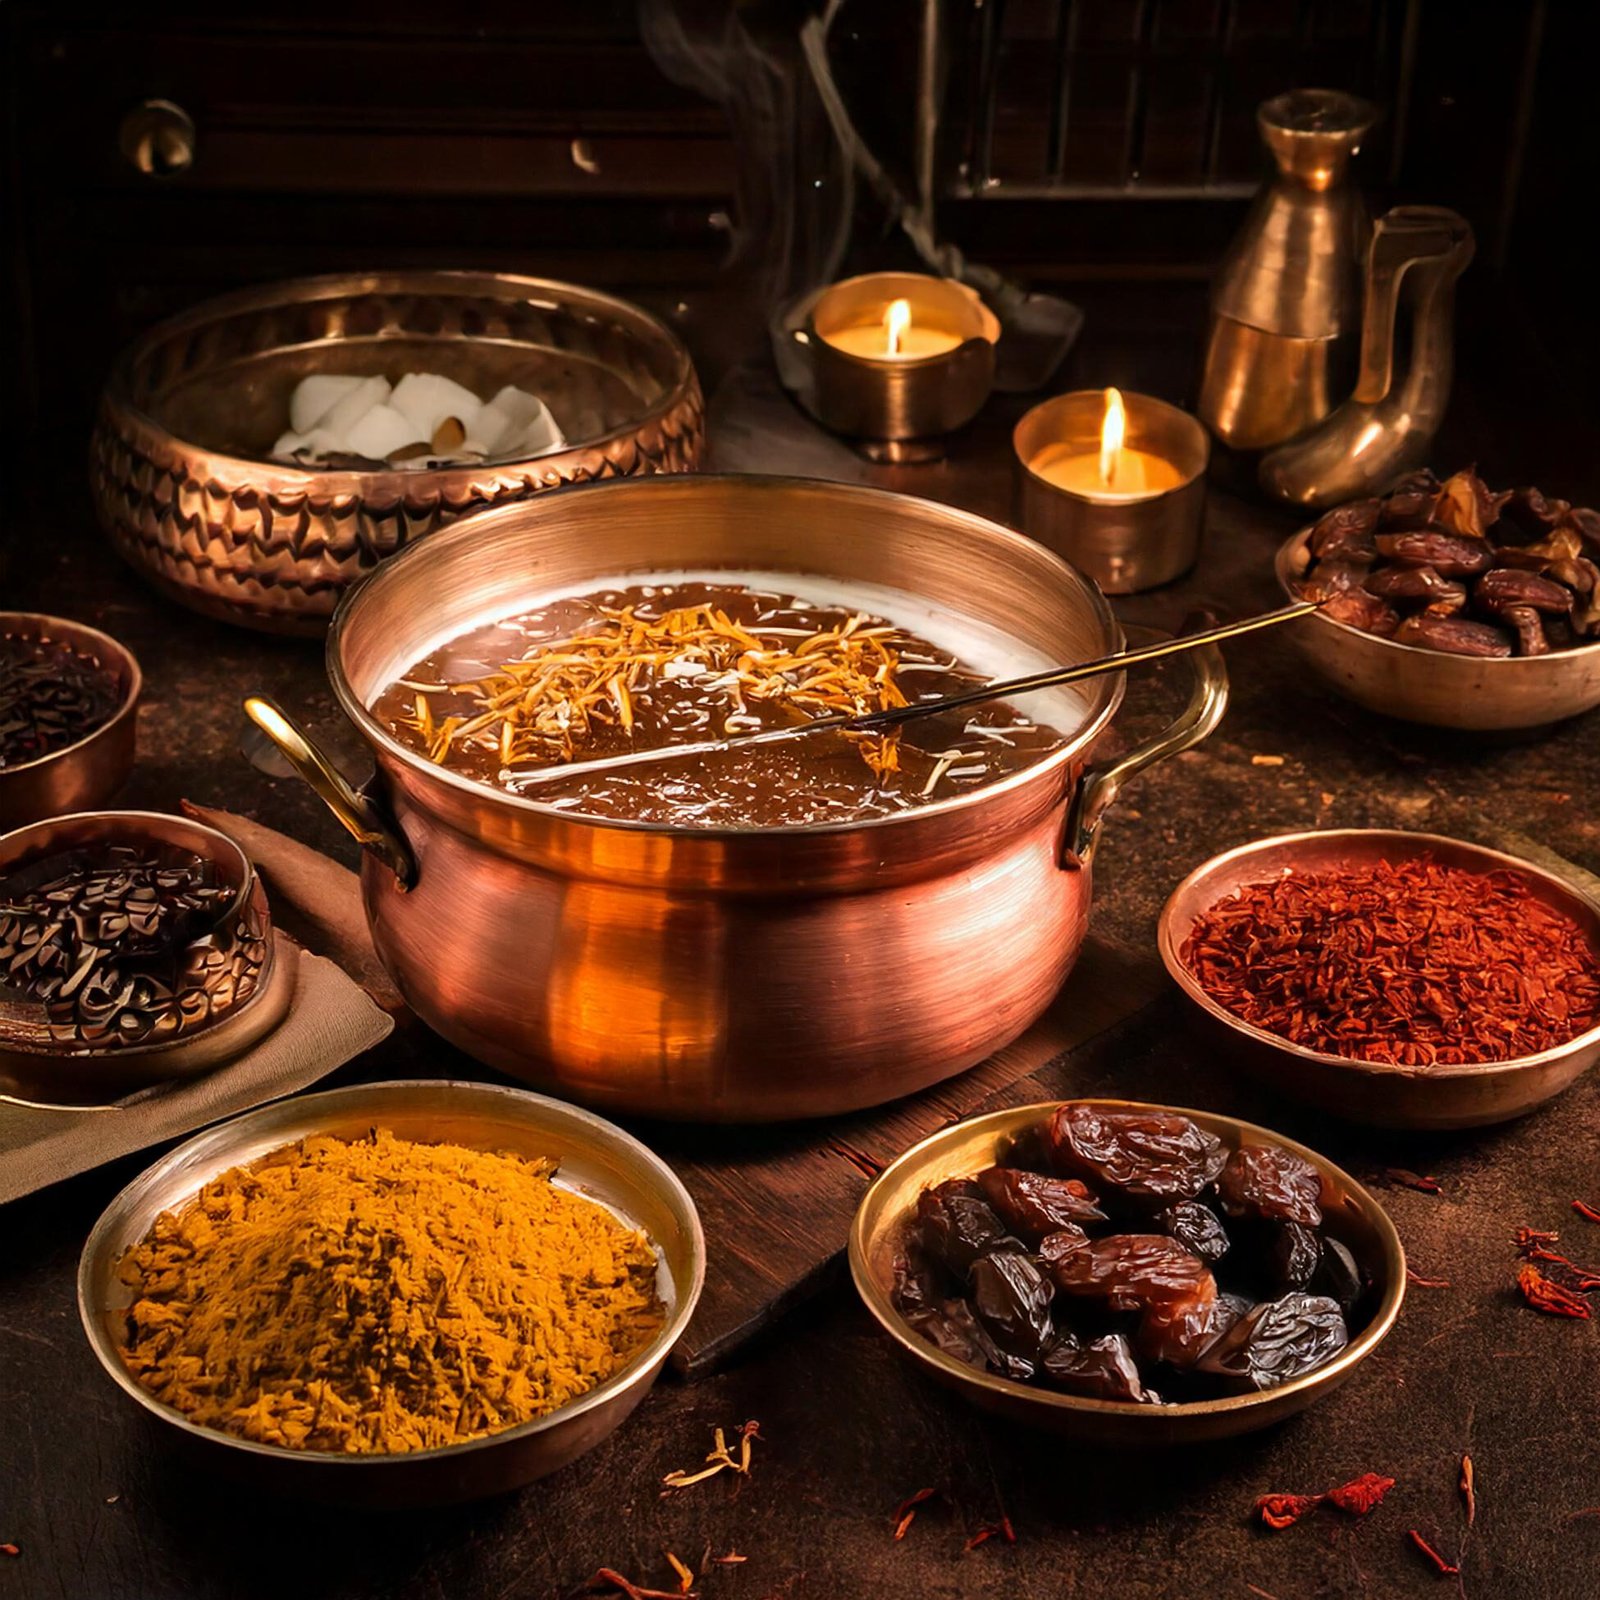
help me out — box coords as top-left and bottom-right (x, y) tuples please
(114, 1129), (666, 1454)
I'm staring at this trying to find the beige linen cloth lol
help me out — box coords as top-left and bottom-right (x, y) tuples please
(0, 940), (392, 1205)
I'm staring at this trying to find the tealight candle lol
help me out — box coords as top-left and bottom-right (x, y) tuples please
(1014, 388), (1209, 593)
(819, 298), (964, 363)
(784, 271), (999, 460)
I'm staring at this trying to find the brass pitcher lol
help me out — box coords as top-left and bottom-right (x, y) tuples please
(1198, 88), (1378, 453)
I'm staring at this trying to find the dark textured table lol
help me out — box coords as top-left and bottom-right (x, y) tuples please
(5, 284), (1600, 1600)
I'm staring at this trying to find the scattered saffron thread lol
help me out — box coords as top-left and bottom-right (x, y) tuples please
(1254, 1472), (1395, 1530)
(1407, 1530), (1460, 1576)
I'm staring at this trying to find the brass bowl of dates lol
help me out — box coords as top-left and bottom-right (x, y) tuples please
(1159, 829), (1600, 1131)
(1277, 468), (1600, 729)
(848, 1100), (1404, 1444)
(0, 810), (296, 1107)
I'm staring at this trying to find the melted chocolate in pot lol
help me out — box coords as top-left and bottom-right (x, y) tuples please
(372, 580), (1072, 827)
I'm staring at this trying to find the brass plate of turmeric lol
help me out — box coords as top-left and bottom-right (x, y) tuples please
(77, 1080), (705, 1506)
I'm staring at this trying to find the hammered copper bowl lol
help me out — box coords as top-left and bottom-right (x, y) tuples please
(1159, 829), (1600, 1130)
(0, 810), (293, 1108)
(1277, 526), (1600, 729)
(78, 1080), (705, 1506)
(251, 473), (1229, 1122)
(0, 613), (141, 828)
(91, 270), (705, 636)
(849, 1099), (1405, 1444)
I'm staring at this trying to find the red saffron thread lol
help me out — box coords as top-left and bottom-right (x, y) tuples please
(1460, 1456), (1476, 1526)
(892, 1487), (938, 1541)
(1573, 1200), (1600, 1225)
(1255, 1473), (1395, 1530)
(1407, 1268), (1453, 1288)
(1517, 1263), (1591, 1318)
(1407, 1530), (1460, 1576)
(1385, 1169), (1443, 1194)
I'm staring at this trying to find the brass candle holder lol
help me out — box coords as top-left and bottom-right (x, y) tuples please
(1013, 390), (1209, 594)
(777, 271), (999, 462)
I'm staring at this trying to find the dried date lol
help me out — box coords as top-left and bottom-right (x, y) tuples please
(1138, 1288), (1244, 1368)
(1363, 565), (1467, 608)
(1040, 1332), (1157, 1404)
(1197, 1292), (1349, 1391)
(1046, 1233), (1216, 1314)
(1496, 484), (1570, 540)
(1047, 1105), (1226, 1205)
(1393, 613), (1513, 657)
(905, 1299), (1035, 1382)
(1501, 604), (1551, 656)
(969, 1251), (1055, 1361)
(976, 1166), (1105, 1241)
(1309, 499), (1381, 563)
(1377, 469), (1442, 529)
(1374, 530), (1493, 576)
(915, 1183), (1012, 1276)
(1475, 568), (1573, 614)
(1154, 1200), (1230, 1265)
(1269, 1222), (1323, 1290)
(1317, 589), (1401, 636)
(1311, 1238), (1365, 1312)
(1217, 1145), (1324, 1227)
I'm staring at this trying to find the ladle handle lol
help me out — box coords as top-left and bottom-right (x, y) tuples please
(242, 697), (416, 890)
(1062, 620), (1230, 870)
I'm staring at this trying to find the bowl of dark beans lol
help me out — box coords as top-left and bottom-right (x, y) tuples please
(849, 1100), (1404, 1444)
(1, 614), (141, 828)
(1277, 468), (1600, 729)
(0, 810), (295, 1106)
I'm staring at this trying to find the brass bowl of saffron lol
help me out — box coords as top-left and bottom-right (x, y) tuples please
(1158, 829), (1600, 1130)
(78, 1079), (705, 1506)
(849, 1099), (1405, 1445)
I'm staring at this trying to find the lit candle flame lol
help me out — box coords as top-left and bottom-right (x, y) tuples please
(884, 298), (912, 357)
(1099, 387), (1126, 487)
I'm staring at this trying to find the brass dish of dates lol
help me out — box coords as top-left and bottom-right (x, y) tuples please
(91, 271), (705, 637)
(849, 1099), (1404, 1445)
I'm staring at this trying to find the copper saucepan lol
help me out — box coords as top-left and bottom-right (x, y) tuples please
(252, 475), (1228, 1121)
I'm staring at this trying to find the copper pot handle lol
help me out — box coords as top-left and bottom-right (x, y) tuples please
(1063, 622), (1230, 869)
(243, 697), (416, 889)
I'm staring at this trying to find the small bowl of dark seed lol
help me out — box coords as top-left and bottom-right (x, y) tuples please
(849, 1099), (1405, 1444)
(1277, 468), (1600, 730)
(0, 614), (142, 828)
(0, 810), (295, 1106)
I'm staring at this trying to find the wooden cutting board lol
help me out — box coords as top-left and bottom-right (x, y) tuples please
(184, 804), (1167, 1377)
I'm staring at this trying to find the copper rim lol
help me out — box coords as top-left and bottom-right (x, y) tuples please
(323, 473), (1128, 843)
(848, 1098), (1407, 1423)
(0, 612), (142, 777)
(1157, 827), (1600, 1081)
(102, 268), (699, 479)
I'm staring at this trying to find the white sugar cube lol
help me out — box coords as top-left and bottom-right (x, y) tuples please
(344, 404), (425, 461)
(320, 376), (392, 444)
(465, 399), (513, 455)
(485, 386), (565, 457)
(273, 427), (340, 460)
(391, 373), (483, 439)
(289, 374), (366, 434)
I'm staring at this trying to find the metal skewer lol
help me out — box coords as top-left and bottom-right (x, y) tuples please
(503, 600), (1318, 791)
